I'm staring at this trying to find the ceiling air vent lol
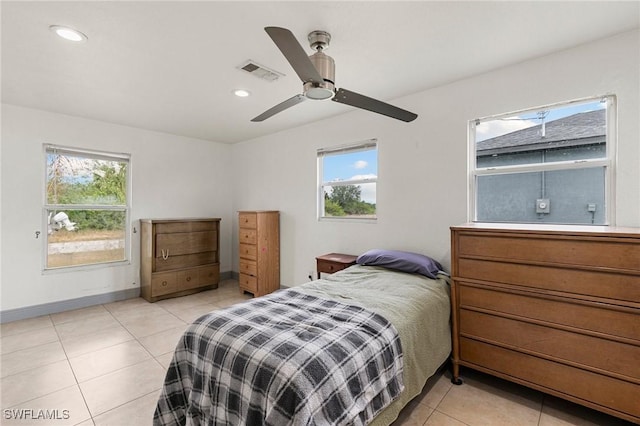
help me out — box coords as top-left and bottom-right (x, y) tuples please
(238, 60), (285, 82)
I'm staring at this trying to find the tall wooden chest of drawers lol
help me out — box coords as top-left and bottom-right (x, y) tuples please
(450, 223), (640, 423)
(140, 218), (220, 302)
(238, 211), (280, 297)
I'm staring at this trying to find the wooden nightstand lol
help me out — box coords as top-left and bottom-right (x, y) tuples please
(316, 253), (358, 279)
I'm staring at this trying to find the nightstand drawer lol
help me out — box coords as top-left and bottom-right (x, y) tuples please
(317, 259), (350, 274)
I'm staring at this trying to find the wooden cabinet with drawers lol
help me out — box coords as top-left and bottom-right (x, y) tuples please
(238, 211), (280, 297)
(450, 223), (640, 423)
(316, 253), (358, 279)
(140, 218), (220, 302)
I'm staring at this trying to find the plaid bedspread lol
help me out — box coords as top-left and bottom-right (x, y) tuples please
(154, 289), (404, 426)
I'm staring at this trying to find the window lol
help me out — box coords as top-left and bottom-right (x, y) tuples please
(318, 140), (377, 220)
(470, 96), (615, 225)
(44, 145), (130, 269)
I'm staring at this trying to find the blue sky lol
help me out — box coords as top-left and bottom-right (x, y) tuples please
(476, 99), (606, 141)
(322, 149), (377, 182)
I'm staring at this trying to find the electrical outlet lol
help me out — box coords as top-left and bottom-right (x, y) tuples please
(587, 203), (597, 212)
(308, 270), (315, 281)
(536, 198), (550, 214)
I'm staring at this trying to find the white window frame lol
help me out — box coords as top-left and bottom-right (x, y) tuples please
(43, 144), (132, 272)
(468, 95), (616, 225)
(317, 139), (378, 221)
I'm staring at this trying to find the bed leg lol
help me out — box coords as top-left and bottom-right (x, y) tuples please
(450, 361), (463, 385)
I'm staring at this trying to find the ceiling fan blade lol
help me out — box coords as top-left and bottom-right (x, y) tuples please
(264, 27), (324, 84)
(251, 94), (306, 122)
(332, 88), (418, 122)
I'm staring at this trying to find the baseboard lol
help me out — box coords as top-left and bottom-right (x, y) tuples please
(0, 270), (235, 323)
(0, 288), (139, 324)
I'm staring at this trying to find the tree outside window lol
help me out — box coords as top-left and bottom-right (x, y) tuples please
(318, 140), (377, 220)
(45, 145), (130, 269)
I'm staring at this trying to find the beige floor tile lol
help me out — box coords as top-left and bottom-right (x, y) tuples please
(79, 359), (166, 416)
(392, 398), (435, 426)
(54, 313), (120, 341)
(102, 297), (151, 315)
(69, 340), (152, 383)
(1, 341), (67, 378)
(539, 395), (635, 426)
(424, 410), (469, 425)
(137, 325), (188, 357)
(1, 326), (60, 354)
(0, 315), (54, 337)
(0, 360), (76, 408)
(414, 372), (453, 410)
(154, 292), (213, 311)
(164, 302), (220, 323)
(154, 352), (174, 369)
(3, 385), (91, 426)
(108, 303), (168, 324)
(50, 305), (110, 325)
(436, 372), (542, 426)
(92, 390), (159, 426)
(119, 312), (186, 339)
(61, 324), (134, 358)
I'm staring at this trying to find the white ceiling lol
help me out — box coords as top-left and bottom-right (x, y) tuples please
(2, 1), (639, 144)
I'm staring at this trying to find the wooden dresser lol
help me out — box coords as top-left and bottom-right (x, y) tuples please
(238, 211), (280, 297)
(140, 218), (220, 302)
(450, 223), (640, 423)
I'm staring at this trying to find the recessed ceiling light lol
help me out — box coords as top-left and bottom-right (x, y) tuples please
(233, 89), (251, 98)
(49, 25), (88, 42)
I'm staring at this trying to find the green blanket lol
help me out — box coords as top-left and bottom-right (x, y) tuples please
(293, 264), (452, 425)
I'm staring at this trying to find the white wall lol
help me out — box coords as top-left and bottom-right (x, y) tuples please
(2, 30), (638, 316)
(231, 30), (640, 287)
(1, 105), (233, 312)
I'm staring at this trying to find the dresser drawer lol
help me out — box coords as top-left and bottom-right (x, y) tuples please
(155, 252), (217, 272)
(457, 258), (640, 303)
(239, 273), (257, 293)
(155, 221), (217, 234)
(239, 259), (257, 276)
(156, 230), (217, 257)
(460, 309), (640, 380)
(151, 272), (178, 297)
(459, 284), (640, 341)
(198, 264), (219, 286)
(460, 338), (640, 419)
(239, 228), (257, 245)
(239, 243), (257, 260)
(177, 268), (200, 290)
(457, 233), (640, 272)
(239, 213), (257, 229)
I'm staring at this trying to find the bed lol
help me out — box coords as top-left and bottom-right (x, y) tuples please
(154, 251), (451, 426)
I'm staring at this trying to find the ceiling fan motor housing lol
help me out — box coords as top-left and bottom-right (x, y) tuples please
(304, 51), (335, 100)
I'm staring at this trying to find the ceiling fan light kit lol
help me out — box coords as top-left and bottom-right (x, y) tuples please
(251, 26), (417, 123)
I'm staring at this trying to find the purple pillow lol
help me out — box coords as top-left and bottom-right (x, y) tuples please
(356, 249), (442, 279)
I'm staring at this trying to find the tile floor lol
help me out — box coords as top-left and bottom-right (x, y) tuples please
(1, 279), (635, 426)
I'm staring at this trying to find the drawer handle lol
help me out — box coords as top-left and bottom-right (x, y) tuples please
(161, 280), (168, 287)
(161, 249), (170, 260)
(186, 276), (192, 282)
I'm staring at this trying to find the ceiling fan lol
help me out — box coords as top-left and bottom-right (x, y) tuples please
(251, 27), (418, 123)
